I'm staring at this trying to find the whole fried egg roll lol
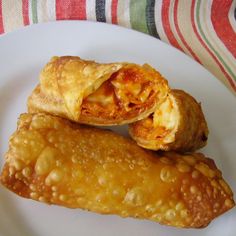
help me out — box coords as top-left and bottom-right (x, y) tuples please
(27, 56), (169, 125)
(129, 89), (209, 152)
(0, 113), (234, 228)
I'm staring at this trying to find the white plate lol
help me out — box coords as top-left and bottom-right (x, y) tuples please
(0, 21), (235, 236)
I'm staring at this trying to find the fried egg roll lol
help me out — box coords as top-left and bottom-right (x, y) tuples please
(0, 113), (234, 228)
(27, 56), (169, 125)
(129, 89), (209, 152)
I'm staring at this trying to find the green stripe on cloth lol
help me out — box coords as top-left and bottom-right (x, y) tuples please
(130, 0), (149, 34)
(196, 0), (236, 82)
(31, 0), (38, 23)
(146, 0), (159, 38)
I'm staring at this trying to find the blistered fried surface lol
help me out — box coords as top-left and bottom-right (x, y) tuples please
(0, 114), (234, 228)
(28, 56), (169, 125)
(129, 89), (209, 152)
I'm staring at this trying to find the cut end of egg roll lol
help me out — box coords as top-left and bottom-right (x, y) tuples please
(129, 89), (209, 152)
(28, 56), (169, 125)
(1, 113), (234, 228)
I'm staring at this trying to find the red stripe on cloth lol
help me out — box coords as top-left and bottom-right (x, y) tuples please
(22, 0), (30, 25)
(173, 0), (201, 63)
(0, 0), (4, 33)
(161, 0), (182, 51)
(211, 0), (236, 58)
(111, 0), (118, 24)
(56, 0), (86, 20)
(191, 0), (236, 91)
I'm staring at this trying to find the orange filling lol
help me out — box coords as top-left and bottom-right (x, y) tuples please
(81, 65), (164, 122)
(131, 94), (179, 145)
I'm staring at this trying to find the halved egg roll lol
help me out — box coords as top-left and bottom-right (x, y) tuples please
(129, 89), (209, 152)
(1, 113), (234, 228)
(27, 56), (169, 125)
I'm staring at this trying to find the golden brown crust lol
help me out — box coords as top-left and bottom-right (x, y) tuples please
(129, 89), (209, 152)
(0, 113), (234, 228)
(27, 56), (169, 125)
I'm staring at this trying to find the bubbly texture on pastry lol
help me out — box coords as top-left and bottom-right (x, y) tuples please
(0, 113), (234, 228)
(129, 89), (209, 152)
(27, 56), (169, 125)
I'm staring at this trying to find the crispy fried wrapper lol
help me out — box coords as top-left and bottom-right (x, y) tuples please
(0, 113), (234, 228)
(129, 89), (209, 152)
(27, 56), (169, 125)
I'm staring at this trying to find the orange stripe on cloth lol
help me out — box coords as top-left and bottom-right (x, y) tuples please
(161, 0), (182, 51)
(111, 0), (118, 24)
(0, 0), (4, 33)
(56, 0), (86, 20)
(22, 0), (30, 25)
(211, 0), (236, 58)
(191, 0), (236, 92)
(173, 0), (201, 63)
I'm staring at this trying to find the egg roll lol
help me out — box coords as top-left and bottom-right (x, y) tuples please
(0, 113), (234, 228)
(129, 89), (209, 152)
(27, 56), (169, 125)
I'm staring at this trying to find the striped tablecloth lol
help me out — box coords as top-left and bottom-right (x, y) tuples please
(0, 0), (235, 94)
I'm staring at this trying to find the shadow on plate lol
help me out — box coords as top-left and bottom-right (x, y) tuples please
(0, 69), (39, 236)
(0, 188), (40, 236)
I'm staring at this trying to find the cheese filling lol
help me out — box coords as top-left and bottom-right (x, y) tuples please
(82, 65), (158, 114)
(151, 94), (180, 143)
